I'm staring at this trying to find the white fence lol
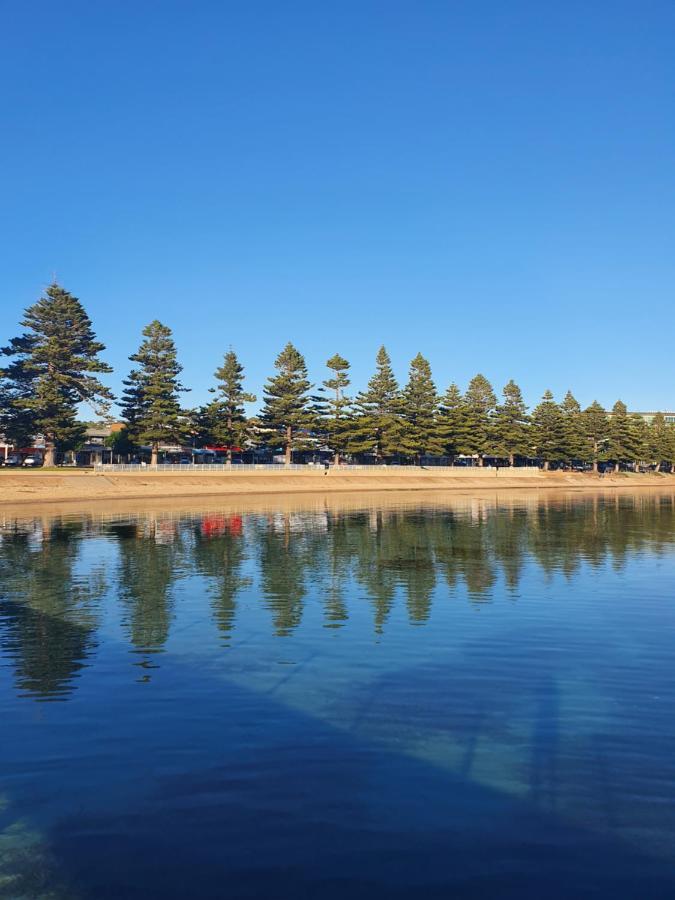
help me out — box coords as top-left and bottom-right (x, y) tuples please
(94, 463), (541, 474)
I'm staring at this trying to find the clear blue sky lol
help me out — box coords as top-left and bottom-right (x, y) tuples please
(2, 1), (674, 414)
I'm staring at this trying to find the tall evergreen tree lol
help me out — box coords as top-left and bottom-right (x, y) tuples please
(202, 350), (256, 462)
(531, 390), (565, 469)
(607, 400), (631, 472)
(399, 353), (442, 461)
(437, 383), (471, 458)
(349, 346), (404, 460)
(649, 412), (670, 472)
(560, 390), (584, 462)
(581, 401), (608, 473)
(121, 321), (186, 465)
(463, 374), (496, 465)
(1, 284), (112, 466)
(260, 342), (313, 465)
(314, 353), (352, 465)
(491, 379), (529, 466)
(0, 369), (36, 450)
(628, 413), (649, 471)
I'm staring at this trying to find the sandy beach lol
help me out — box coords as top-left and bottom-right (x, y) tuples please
(1, 466), (674, 509)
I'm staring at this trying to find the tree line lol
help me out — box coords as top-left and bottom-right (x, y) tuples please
(2, 283), (674, 469)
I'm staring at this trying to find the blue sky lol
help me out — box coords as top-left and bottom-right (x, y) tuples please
(2, 1), (674, 414)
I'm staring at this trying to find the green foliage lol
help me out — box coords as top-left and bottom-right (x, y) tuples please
(463, 373), (496, 460)
(437, 383), (471, 456)
(581, 401), (608, 470)
(121, 321), (187, 456)
(607, 400), (632, 466)
(314, 353), (353, 462)
(628, 413), (649, 466)
(399, 353), (443, 459)
(491, 380), (529, 464)
(648, 412), (674, 470)
(104, 426), (135, 457)
(559, 390), (584, 461)
(200, 350), (256, 456)
(531, 390), (565, 465)
(348, 346), (405, 459)
(0, 370), (36, 448)
(1, 283), (112, 460)
(260, 342), (313, 462)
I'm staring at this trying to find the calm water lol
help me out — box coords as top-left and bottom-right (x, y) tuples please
(1, 491), (675, 898)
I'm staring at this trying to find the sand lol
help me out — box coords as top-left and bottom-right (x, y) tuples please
(1, 466), (674, 511)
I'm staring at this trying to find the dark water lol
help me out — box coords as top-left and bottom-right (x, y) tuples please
(1, 491), (675, 898)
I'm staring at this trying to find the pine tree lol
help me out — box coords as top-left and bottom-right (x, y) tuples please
(0, 368), (36, 450)
(581, 401), (608, 472)
(628, 414), (648, 471)
(491, 380), (529, 466)
(607, 400), (631, 472)
(121, 321), (187, 465)
(463, 374), (496, 465)
(531, 390), (565, 469)
(649, 412), (670, 472)
(260, 342), (313, 464)
(1, 283), (112, 465)
(314, 353), (352, 465)
(399, 353), (442, 462)
(559, 390), (584, 463)
(349, 346), (404, 460)
(203, 350), (256, 462)
(436, 383), (471, 458)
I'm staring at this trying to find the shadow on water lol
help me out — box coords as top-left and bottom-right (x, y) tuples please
(0, 618), (672, 898)
(37, 662), (674, 900)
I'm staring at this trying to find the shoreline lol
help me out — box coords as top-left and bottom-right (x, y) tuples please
(2, 467), (675, 510)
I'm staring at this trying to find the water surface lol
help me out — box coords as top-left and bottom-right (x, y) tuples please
(1, 491), (675, 898)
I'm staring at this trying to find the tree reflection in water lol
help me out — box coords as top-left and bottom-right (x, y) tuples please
(1, 491), (674, 699)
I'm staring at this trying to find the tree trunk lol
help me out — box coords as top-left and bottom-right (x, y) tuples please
(543, 460), (550, 471)
(333, 451), (340, 466)
(227, 447), (232, 465)
(43, 441), (55, 468)
(509, 453), (514, 467)
(285, 426), (292, 465)
(478, 455), (484, 467)
(655, 461), (661, 473)
(592, 459), (598, 473)
(151, 443), (159, 466)
(614, 462), (620, 473)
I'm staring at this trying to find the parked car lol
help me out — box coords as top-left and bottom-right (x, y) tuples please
(22, 455), (41, 467)
(178, 456), (193, 465)
(2, 455), (21, 467)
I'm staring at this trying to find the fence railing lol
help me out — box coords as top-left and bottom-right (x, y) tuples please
(94, 462), (542, 474)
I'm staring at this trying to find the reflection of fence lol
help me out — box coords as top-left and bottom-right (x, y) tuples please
(94, 463), (543, 475)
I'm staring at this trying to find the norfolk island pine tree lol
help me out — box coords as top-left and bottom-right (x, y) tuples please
(463, 374), (497, 466)
(1, 283), (112, 467)
(202, 350), (256, 463)
(260, 343), (313, 465)
(313, 353), (352, 465)
(399, 353), (443, 463)
(121, 321), (187, 465)
(348, 346), (405, 461)
(491, 380), (529, 466)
